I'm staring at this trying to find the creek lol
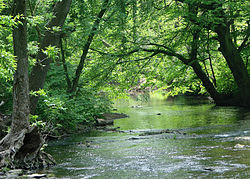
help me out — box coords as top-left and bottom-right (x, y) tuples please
(44, 94), (250, 178)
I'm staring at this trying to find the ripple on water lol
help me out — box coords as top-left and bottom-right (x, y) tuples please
(45, 96), (250, 178)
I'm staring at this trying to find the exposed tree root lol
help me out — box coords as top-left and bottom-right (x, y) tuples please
(0, 126), (55, 169)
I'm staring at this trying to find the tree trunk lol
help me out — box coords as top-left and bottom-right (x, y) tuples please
(216, 25), (250, 106)
(11, 0), (30, 134)
(0, 0), (54, 169)
(69, 0), (110, 93)
(191, 62), (222, 100)
(29, 0), (72, 114)
(186, 25), (232, 106)
(60, 36), (72, 91)
(187, 26), (224, 105)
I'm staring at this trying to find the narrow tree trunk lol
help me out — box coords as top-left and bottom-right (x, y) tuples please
(60, 36), (72, 91)
(29, 0), (72, 114)
(69, 0), (109, 93)
(207, 30), (216, 87)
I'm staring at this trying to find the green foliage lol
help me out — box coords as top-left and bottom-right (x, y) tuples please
(36, 88), (112, 131)
(42, 45), (60, 61)
(0, 1), (15, 113)
(30, 115), (46, 129)
(0, 0), (249, 131)
(0, 166), (10, 173)
(83, 0), (248, 99)
(35, 64), (112, 131)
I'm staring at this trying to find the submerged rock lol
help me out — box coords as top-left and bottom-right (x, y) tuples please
(204, 168), (214, 171)
(139, 129), (174, 136)
(6, 174), (19, 178)
(131, 105), (143, 108)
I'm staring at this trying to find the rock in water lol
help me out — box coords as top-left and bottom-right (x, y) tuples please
(26, 173), (47, 178)
(234, 144), (245, 148)
(96, 119), (114, 126)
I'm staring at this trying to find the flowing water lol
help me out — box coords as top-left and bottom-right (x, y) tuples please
(44, 94), (250, 178)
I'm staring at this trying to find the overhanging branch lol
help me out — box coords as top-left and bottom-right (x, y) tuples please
(91, 43), (189, 65)
(141, 48), (189, 64)
(116, 52), (158, 64)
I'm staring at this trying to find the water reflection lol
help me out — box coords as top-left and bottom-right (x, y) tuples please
(46, 94), (250, 178)
(114, 95), (246, 131)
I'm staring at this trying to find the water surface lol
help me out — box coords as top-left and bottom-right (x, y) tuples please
(45, 95), (250, 178)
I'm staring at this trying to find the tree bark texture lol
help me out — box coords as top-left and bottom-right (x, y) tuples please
(11, 0), (30, 134)
(0, 0), (54, 169)
(29, 0), (72, 114)
(0, 126), (54, 169)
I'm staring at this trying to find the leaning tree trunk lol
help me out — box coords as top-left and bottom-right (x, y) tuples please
(0, 0), (54, 169)
(29, 0), (72, 114)
(69, 0), (110, 93)
(187, 26), (226, 105)
(216, 25), (250, 107)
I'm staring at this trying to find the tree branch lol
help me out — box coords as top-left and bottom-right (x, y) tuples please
(69, 0), (110, 93)
(90, 47), (140, 57)
(116, 52), (158, 64)
(59, 36), (72, 91)
(238, 22), (250, 52)
(27, 0), (42, 42)
(141, 48), (189, 64)
(91, 44), (189, 65)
